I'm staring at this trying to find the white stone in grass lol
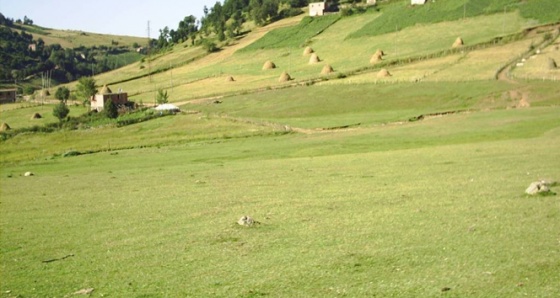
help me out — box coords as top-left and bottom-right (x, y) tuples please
(525, 181), (550, 195)
(24, 172), (34, 177)
(238, 216), (255, 226)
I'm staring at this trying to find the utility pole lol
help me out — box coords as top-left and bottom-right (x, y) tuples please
(147, 21), (152, 83)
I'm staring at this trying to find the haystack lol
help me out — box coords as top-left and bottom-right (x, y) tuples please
(303, 46), (314, 55)
(37, 89), (50, 97)
(225, 76), (235, 82)
(262, 61), (276, 70)
(377, 68), (392, 78)
(99, 85), (112, 94)
(0, 122), (10, 131)
(452, 37), (464, 48)
(309, 53), (320, 64)
(548, 58), (557, 69)
(279, 71), (291, 82)
(321, 64), (334, 75)
(31, 112), (42, 119)
(370, 52), (383, 64)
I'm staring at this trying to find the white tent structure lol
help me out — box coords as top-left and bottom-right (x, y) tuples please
(155, 104), (180, 112)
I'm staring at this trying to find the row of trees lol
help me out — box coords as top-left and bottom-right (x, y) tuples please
(1, 13), (143, 85)
(154, 0), (318, 50)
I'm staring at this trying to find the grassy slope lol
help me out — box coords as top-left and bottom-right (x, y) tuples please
(15, 24), (148, 48)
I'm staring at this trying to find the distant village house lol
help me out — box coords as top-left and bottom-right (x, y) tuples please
(309, 1), (327, 16)
(0, 89), (17, 104)
(28, 44), (37, 51)
(91, 85), (128, 112)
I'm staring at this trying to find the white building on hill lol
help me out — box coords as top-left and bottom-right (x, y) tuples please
(309, 1), (327, 16)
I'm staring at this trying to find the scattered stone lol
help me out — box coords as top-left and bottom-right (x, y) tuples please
(237, 215), (258, 226)
(24, 172), (34, 177)
(525, 181), (552, 195)
(73, 288), (94, 295)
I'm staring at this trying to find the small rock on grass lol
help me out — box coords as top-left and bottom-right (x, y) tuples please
(73, 288), (94, 295)
(525, 181), (555, 195)
(238, 216), (259, 227)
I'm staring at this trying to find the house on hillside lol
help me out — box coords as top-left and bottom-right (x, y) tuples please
(309, 1), (327, 16)
(0, 89), (17, 104)
(411, 0), (427, 5)
(91, 85), (128, 112)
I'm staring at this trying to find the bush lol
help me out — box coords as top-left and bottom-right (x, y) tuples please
(104, 99), (118, 119)
(23, 86), (35, 95)
(202, 39), (219, 53)
(53, 101), (70, 121)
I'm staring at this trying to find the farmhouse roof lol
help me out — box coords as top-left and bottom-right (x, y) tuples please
(99, 85), (113, 94)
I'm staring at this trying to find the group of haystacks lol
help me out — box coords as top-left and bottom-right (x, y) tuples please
(1, 112), (44, 132)
(304, 46), (335, 75)
(256, 36), (467, 83)
(260, 46), (337, 83)
(368, 49), (392, 78)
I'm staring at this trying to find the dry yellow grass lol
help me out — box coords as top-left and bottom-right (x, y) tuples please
(16, 24), (147, 48)
(511, 40), (560, 80)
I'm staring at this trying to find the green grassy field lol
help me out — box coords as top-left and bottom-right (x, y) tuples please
(2, 1), (560, 296)
(1, 103), (559, 297)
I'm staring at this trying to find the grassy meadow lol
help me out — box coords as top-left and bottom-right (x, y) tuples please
(2, 0), (560, 297)
(12, 24), (148, 49)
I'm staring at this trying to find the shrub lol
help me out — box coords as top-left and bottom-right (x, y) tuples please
(53, 101), (70, 122)
(104, 99), (118, 119)
(202, 39), (219, 53)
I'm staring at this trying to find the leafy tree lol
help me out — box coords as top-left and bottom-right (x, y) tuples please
(55, 86), (70, 102)
(104, 98), (118, 119)
(76, 77), (97, 106)
(53, 101), (70, 122)
(201, 39), (219, 53)
(156, 88), (169, 104)
(23, 16), (33, 25)
(23, 86), (35, 95)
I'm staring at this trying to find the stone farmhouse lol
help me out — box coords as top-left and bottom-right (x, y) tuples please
(91, 85), (128, 112)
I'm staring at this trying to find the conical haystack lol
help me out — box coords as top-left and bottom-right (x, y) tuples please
(548, 58), (557, 69)
(37, 89), (50, 97)
(321, 64), (334, 75)
(262, 61), (276, 70)
(309, 53), (320, 64)
(452, 37), (464, 48)
(31, 112), (42, 119)
(99, 85), (112, 94)
(303, 46), (314, 55)
(377, 68), (392, 78)
(0, 122), (10, 131)
(279, 71), (291, 82)
(225, 76), (235, 82)
(370, 52), (383, 64)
